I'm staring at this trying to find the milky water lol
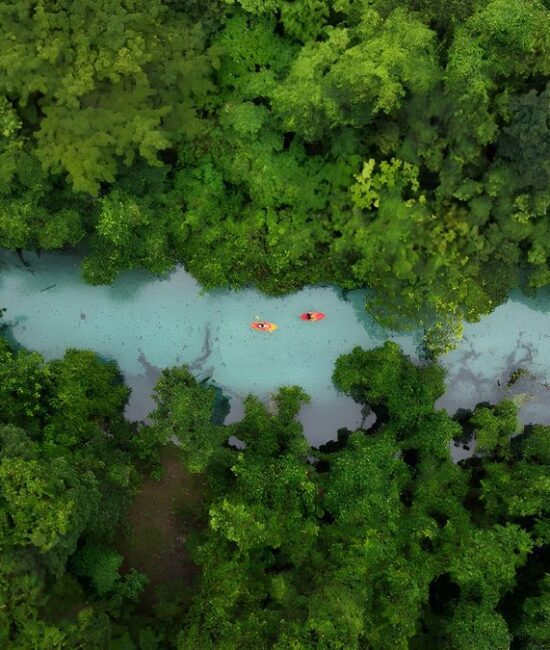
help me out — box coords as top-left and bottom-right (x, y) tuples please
(1, 251), (549, 449)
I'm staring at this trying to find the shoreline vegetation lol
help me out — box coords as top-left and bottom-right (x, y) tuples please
(0, 0), (549, 350)
(1, 0), (549, 647)
(0, 336), (548, 648)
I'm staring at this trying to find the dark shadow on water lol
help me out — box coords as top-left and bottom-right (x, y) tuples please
(508, 285), (550, 315)
(212, 386), (231, 425)
(0, 316), (29, 351)
(0, 249), (81, 293)
(317, 428), (352, 454)
(451, 407), (475, 449)
(124, 351), (163, 422)
(343, 288), (380, 332)
(220, 392), (246, 425)
(0, 247), (180, 303)
(105, 267), (173, 302)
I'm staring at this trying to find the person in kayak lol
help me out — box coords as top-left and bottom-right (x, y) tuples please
(251, 319), (278, 332)
(300, 311), (325, 321)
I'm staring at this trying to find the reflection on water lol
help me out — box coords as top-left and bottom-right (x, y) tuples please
(1, 251), (549, 451)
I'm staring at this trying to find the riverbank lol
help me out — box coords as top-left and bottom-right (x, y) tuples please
(2, 249), (550, 451)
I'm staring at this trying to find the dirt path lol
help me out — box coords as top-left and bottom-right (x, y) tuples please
(118, 445), (206, 611)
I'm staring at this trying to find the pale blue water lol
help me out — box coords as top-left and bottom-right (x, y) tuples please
(437, 293), (550, 426)
(1, 251), (549, 447)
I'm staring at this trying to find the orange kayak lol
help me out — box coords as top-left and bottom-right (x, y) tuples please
(300, 312), (325, 321)
(251, 321), (278, 332)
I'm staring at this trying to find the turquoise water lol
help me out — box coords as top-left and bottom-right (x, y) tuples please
(437, 292), (550, 426)
(1, 251), (549, 446)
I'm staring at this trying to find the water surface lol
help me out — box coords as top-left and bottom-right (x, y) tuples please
(1, 251), (549, 448)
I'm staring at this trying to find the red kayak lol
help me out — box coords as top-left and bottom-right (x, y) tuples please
(300, 311), (325, 321)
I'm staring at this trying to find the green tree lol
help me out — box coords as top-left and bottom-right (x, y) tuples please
(0, 337), (50, 429)
(332, 341), (446, 426)
(150, 366), (224, 473)
(0, 338), (148, 646)
(445, 603), (511, 650)
(0, 0), (217, 195)
(470, 400), (518, 456)
(164, 344), (547, 647)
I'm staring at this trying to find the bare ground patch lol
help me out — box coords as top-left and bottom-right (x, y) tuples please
(118, 445), (206, 612)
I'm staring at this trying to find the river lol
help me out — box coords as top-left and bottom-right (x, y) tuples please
(1, 251), (549, 451)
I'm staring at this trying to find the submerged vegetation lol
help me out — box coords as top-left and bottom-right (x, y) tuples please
(0, 337), (548, 648)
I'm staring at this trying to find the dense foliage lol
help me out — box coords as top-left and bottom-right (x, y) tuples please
(1, 0), (549, 335)
(147, 343), (549, 649)
(1, 332), (548, 648)
(0, 337), (159, 646)
(1, 0), (550, 646)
